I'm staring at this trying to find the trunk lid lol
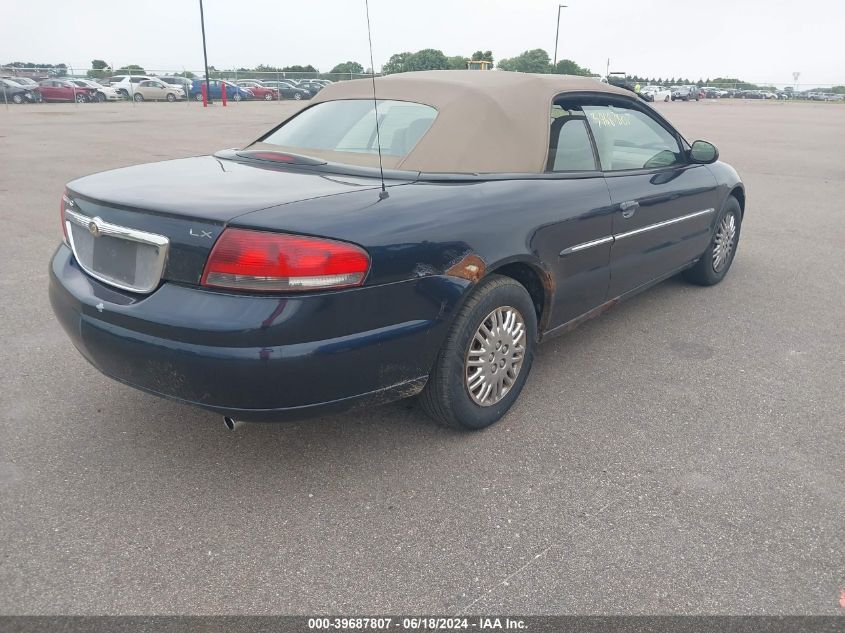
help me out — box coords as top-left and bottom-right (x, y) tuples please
(65, 155), (393, 290)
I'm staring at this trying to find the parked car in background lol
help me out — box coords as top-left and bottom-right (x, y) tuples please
(107, 75), (155, 98)
(640, 85), (671, 102)
(235, 80), (279, 101)
(158, 76), (193, 94)
(262, 80), (312, 100)
(68, 79), (121, 102)
(38, 79), (95, 102)
(761, 91), (778, 100)
(50, 71), (745, 430)
(0, 78), (39, 104)
(297, 80), (326, 95)
(133, 79), (185, 102)
(671, 85), (699, 101)
(743, 90), (764, 99)
(189, 79), (253, 101)
(4, 76), (43, 101)
(776, 91), (791, 100)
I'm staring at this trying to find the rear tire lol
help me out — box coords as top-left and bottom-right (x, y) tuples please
(96, 92), (106, 103)
(683, 197), (742, 286)
(195, 92), (203, 101)
(133, 93), (143, 102)
(419, 275), (537, 430)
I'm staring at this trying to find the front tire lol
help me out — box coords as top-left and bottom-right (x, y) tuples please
(233, 92), (242, 102)
(75, 92), (87, 103)
(166, 93), (176, 102)
(293, 92), (302, 100)
(263, 92), (273, 101)
(12, 93), (23, 104)
(683, 197), (742, 286)
(419, 275), (537, 430)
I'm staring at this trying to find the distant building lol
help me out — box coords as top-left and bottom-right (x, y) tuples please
(466, 60), (493, 71)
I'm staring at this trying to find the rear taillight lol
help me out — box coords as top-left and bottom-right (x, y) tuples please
(201, 228), (370, 292)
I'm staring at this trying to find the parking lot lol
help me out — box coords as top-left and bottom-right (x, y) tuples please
(0, 99), (843, 614)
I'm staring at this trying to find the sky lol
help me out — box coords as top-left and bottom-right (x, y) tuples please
(3, 0), (843, 87)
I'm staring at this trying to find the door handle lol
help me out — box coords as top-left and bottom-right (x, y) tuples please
(619, 200), (640, 218)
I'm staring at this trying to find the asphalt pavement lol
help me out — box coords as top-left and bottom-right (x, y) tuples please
(0, 98), (842, 614)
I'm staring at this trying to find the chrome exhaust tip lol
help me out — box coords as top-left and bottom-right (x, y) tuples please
(223, 416), (236, 431)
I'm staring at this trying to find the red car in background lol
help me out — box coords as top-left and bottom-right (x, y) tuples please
(38, 79), (96, 103)
(235, 80), (279, 101)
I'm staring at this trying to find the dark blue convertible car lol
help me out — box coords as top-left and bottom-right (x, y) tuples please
(50, 71), (744, 430)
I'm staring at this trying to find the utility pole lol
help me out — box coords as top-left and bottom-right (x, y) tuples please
(552, 5), (568, 70)
(199, 0), (212, 103)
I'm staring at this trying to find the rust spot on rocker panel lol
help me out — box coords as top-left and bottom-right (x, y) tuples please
(540, 297), (619, 342)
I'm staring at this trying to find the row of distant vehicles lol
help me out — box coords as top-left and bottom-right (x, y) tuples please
(637, 84), (843, 102)
(4, 73), (843, 105)
(0, 74), (334, 104)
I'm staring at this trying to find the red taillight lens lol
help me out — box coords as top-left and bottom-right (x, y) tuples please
(201, 228), (370, 292)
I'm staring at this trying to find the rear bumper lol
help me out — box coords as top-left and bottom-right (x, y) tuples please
(49, 245), (469, 421)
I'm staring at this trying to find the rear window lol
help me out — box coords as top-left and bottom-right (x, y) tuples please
(260, 99), (437, 161)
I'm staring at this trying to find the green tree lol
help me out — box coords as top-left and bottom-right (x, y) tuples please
(86, 59), (111, 79)
(383, 49), (449, 74)
(412, 48), (449, 71)
(383, 52), (414, 74)
(471, 50), (494, 63)
(498, 49), (551, 73)
(330, 61), (364, 75)
(447, 55), (468, 70)
(552, 59), (591, 76)
(116, 64), (145, 74)
(282, 64), (318, 74)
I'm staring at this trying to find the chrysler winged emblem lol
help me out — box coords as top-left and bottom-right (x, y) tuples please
(88, 217), (102, 237)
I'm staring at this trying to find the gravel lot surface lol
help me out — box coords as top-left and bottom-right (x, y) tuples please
(0, 98), (842, 614)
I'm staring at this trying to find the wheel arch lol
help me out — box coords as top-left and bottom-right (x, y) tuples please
(484, 258), (554, 335)
(729, 185), (746, 218)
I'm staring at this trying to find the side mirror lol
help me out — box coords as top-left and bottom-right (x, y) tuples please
(689, 140), (719, 164)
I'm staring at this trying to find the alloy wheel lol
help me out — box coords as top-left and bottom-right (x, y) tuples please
(712, 212), (737, 272)
(465, 306), (526, 406)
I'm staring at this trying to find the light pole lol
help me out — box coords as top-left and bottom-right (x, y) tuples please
(552, 4), (568, 71)
(199, 0), (212, 103)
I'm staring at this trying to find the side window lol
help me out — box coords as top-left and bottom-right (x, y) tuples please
(582, 104), (683, 171)
(547, 105), (597, 172)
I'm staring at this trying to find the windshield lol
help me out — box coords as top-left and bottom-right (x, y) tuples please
(258, 99), (437, 164)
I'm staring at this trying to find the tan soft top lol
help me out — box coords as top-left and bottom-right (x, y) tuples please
(295, 70), (633, 174)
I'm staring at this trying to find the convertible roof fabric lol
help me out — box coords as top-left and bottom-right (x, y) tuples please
(308, 70), (633, 174)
